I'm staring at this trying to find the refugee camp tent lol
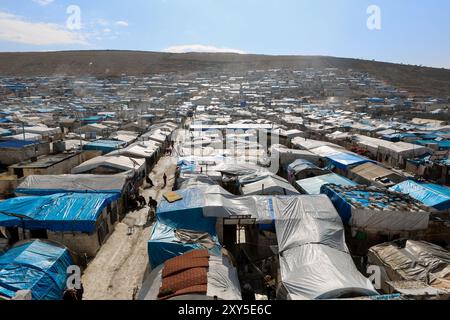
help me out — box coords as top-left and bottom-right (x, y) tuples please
(309, 146), (372, 171)
(82, 140), (126, 154)
(368, 240), (450, 294)
(72, 156), (145, 174)
(321, 185), (430, 231)
(273, 196), (377, 300)
(296, 173), (358, 195)
(15, 174), (128, 199)
(271, 144), (322, 169)
(287, 159), (327, 183)
(9, 133), (42, 141)
(390, 180), (450, 211)
(0, 193), (117, 232)
(349, 162), (406, 188)
(291, 138), (343, 151)
(0, 240), (73, 300)
(138, 252), (242, 300)
(241, 175), (300, 196)
(177, 174), (219, 190)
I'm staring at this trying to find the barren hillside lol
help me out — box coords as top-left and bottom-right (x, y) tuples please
(1, 50), (449, 96)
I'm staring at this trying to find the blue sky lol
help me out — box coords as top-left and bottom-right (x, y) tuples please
(0, 0), (449, 68)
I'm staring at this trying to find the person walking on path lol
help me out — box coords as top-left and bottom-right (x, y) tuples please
(163, 173), (167, 188)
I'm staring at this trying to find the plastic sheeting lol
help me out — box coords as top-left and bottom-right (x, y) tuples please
(148, 222), (221, 269)
(177, 174), (219, 190)
(72, 155), (145, 174)
(0, 193), (116, 232)
(0, 240), (73, 300)
(273, 195), (377, 300)
(368, 240), (450, 292)
(296, 173), (358, 195)
(139, 254), (241, 300)
(157, 188), (274, 224)
(390, 180), (450, 211)
(279, 245), (377, 300)
(15, 174), (128, 198)
(310, 146), (372, 171)
(241, 176), (300, 196)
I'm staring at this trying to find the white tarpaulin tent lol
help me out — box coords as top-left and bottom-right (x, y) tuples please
(72, 156), (145, 174)
(241, 175), (300, 196)
(15, 174), (129, 196)
(272, 195), (378, 300)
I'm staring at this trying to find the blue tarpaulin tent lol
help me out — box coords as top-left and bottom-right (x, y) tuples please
(296, 173), (358, 195)
(0, 193), (116, 232)
(390, 180), (450, 211)
(413, 140), (450, 151)
(324, 152), (372, 171)
(0, 240), (73, 300)
(148, 188), (221, 268)
(0, 140), (36, 149)
(83, 140), (126, 154)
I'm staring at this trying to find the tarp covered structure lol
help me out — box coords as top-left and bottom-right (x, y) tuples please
(0, 193), (117, 232)
(138, 253), (242, 300)
(82, 139), (126, 154)
(296, 173), (358, 195)
(273, 195), (377, 300)
(310, 146), (372, 171)
(241, 175), (300, 196)
(0, 240), (73, 300)
(287, 159), (326, 183)
(321, 185), (430, 231)
(15, 174), (128, 198)
(390, 180), (450, 211)
(368, 240), (450, 293)
(349, 162), (406, 188)
(72, 155), (145, 174)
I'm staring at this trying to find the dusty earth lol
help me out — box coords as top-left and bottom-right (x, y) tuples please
(81, 131), (184, 300)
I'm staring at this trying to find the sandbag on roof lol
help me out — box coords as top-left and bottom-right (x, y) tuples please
(0, 240), (73, 300)
(15, 174), (128, 197)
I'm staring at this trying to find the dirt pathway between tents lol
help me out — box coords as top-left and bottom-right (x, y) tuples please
(81, 131), (183, 300)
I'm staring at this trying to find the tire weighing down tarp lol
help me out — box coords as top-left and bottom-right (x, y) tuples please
(0, 240), (73, 300)
(390, 180), (450, 211)
(0, 193), (117, 233)
(273, 195), (378, 300)
(139, 254), (242, 300)
(15, 174), (128, 198)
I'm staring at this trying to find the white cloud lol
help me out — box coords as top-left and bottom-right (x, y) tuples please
(163, 44), (246, 54)
(116, 21), (129, 27)
(103, 28), (112, 33)
(32, 0), (55, 6)
(0, 11), (87, 45)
